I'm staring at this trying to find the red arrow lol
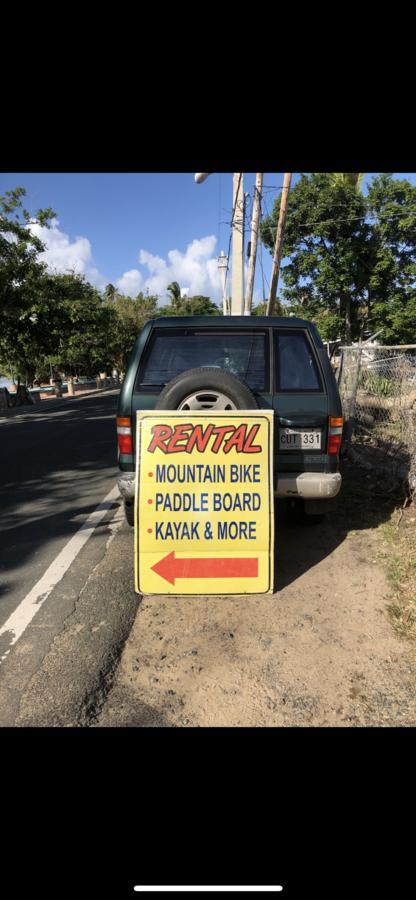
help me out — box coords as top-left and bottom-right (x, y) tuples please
(151, 551), (258, 585)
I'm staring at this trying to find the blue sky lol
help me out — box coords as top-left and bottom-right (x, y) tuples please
(1, 172), (416, 307)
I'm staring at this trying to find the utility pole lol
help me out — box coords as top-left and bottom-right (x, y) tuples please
(244, 172), (263, 315)
(194, 172), (245, 316)
(231, 173), (244, 315)
(266, 173), (292, 316)
(217, 250), (228, 316)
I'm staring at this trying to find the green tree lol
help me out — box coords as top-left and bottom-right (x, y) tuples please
(330, 173), (365, 191)
(179, 295), (220, 316)
(365, 174), (416, 342)
(261, 173), (416, 344)
(109, 291), (159, 371)
(163, 288), (220, 317)
(35, 272), (115, 378)
(167, 281), (182, 311)
(103, 283), (118, 302)
(266, 173), (372, 341)
(261, 173), (374, 343)
(0, 187), (56, 382)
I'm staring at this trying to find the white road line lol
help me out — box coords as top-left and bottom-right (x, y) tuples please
(133, 889), (284, 894)
(0, 485), (120, 664)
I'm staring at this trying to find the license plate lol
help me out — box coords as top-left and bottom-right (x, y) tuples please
(279, 428), (322, 450)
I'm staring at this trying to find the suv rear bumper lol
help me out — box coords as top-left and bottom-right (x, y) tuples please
(276, 471), (341, 498)
(118, 471), (136, 500)
(117, 470), (342, 501)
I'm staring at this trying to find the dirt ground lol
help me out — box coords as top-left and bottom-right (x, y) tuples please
(97, 460), (416, 727)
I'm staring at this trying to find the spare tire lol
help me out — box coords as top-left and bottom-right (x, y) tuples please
(155, 367), (258, 411)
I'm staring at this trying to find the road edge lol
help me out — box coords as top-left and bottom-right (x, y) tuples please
(12, 520), (140, 727)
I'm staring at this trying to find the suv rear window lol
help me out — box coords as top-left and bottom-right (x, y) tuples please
(136, 330), (268, 392)
(275, 330), (322, 391)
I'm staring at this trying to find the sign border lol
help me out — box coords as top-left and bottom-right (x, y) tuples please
(134, 411), (274, 596)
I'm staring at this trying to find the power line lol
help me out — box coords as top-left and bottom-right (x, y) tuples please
(262, 205), (416, 235)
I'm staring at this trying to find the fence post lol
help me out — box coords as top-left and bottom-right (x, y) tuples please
(404, 408), (416, 496)
(351, 345), (363, 415)
(345, 345), (363, 447)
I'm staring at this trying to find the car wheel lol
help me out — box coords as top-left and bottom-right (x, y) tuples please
(124, 500), (135, 527)
(155, 367), (258, 411)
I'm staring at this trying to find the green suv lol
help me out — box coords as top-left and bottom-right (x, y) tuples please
(116, 316), (343, 525)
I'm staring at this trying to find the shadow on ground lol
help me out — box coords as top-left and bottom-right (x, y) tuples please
(275, 455), (401, 591)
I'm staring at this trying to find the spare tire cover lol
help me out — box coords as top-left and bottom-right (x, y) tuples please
(155, 367), (258, 411)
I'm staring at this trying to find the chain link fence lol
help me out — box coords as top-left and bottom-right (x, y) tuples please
(337, 345), (416, 497)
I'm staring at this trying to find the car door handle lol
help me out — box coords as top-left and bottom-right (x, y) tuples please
(278, 416), (326, 427)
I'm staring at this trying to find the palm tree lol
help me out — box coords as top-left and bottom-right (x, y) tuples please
(104, 283), (117, 302)
(167, 281), (182, 310)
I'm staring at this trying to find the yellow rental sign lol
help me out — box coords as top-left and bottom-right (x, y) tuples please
(134, 410), (274, 595)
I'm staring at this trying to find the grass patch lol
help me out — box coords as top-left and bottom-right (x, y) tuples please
(334, 458), (416, 641)
(381, 514), (416, 641)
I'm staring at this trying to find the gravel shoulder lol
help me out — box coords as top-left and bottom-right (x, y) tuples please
(97, 460), (416, 727)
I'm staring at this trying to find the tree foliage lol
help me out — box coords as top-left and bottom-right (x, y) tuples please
(172, 294), (220, 316)
(329, 173), (365, 191)
(0, 188), (56, 381)
(166, 281), (182, 311)
(261, 173), (416, 344)
(366, 174), (416, 342)
(108, 291), (159, 372)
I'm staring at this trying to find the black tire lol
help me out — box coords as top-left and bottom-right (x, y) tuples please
(124, 500), (135, 527)
(155, 367), (258, 411)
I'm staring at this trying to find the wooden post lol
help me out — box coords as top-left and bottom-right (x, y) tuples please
(244, 173), (263, 315)
(266, 173), (292, 316)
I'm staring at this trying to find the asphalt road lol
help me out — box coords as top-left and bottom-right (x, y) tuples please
(0, 389), (137, 725)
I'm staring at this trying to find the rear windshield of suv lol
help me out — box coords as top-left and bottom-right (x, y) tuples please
(136, 329), (268, 392)
(275, 330), (323, 391)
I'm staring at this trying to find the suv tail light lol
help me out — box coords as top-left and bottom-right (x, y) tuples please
(327, 416), (343, 455)
(117, 416), (133, 455)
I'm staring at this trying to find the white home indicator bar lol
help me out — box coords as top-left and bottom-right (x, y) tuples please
(134, 889), (283, 893)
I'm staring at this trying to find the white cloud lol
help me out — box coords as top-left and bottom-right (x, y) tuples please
(116, 235), (222, 302)
(138, 249), (166, 274)
(116, 269), (143, 296)
(27, 219), (225, 305)
(28, 219), (107, 289)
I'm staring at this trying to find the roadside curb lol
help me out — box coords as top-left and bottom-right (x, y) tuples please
(0, 385), (119, 421)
